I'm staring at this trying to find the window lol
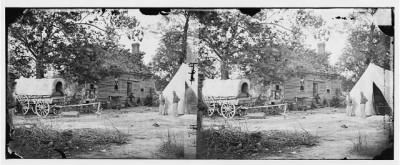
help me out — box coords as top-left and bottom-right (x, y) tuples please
(141, 88), (144, 92)
(114, 78), (119, 91)
(300, 79), (305, 91)
(326, 89), (330, 93)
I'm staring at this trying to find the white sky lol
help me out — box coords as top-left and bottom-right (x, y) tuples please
(122, 9), (359, 65)
(305, 9), (356, 65)
(118, 10), (164, 64)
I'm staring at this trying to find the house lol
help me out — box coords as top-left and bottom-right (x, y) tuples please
(283, 72), (342, 109)
(84, 43), (156, 109)
(282, 42), (342, 109)
(95, 72), (156, 108)
(250, 81), (284, 105)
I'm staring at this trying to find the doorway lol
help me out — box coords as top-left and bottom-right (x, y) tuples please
(127, 82), (132, 96)
(373, 83), (391, 115)
(312, 82), (318, 96)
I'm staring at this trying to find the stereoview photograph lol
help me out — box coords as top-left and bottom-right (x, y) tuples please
(5, 8), (394, 160)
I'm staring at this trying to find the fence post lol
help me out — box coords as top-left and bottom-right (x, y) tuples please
(97, 102), (101, 113)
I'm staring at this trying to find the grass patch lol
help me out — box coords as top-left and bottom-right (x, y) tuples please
(9, 125), (129, 158)
(200, 127), (318, 159)
(158, 130), (185, 159)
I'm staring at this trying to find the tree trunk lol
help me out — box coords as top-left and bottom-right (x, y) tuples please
(35, 59), (45, 78)
(180, 13), (190, 64)
(366, 23), (375, 65)
(220, 61), (229, 80)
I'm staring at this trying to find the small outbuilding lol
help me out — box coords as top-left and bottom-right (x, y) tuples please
(283, 72), (342, 109)
(94, 72), (156, 109)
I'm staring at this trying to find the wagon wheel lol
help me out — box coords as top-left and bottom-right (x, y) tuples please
(207, 103), (216, 117)
(221, 103), (236, 119)
(35, 102), (50, 117)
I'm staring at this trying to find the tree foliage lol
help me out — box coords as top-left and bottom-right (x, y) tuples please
(197, 9), (329, 83)
(197, 10), (249, 79)
(337, 23), (392, 88)
(150, 30), (183, 90)
(8, 9), (144, 83)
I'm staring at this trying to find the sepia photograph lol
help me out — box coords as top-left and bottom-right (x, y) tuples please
(2, 0), (398, 163)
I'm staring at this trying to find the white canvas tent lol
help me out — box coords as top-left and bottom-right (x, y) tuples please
(350, 63), (393, 117)
(161, 63), (198, 116)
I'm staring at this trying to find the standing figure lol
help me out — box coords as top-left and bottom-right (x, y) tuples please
(345, 92), (353, 116)
(325, 89), (331, 107)
(128, 93), (136, 107)
(159, 94), (165, 115)
(315, 93), (321, 105)
(184, 83), (197, 114)
(172, 91), (181, 116)
(360, 92), (368, 118)
(163, 97), (169, 115)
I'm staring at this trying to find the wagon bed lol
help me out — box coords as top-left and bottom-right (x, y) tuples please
(14, 78), (101, 118)
(16, 95), (102, 117)
(202, 79), (287, 119)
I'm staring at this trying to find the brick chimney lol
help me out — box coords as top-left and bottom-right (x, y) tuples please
(131, 43), (140, 54)
(317, 42), (325, 55)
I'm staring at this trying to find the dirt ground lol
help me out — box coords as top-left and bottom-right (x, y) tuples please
(12, 106), (392, 159)
(202, 107), (393, 160)
(12, 106), (197, 159)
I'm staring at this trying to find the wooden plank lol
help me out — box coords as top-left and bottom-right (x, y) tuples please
(53, 102), (100, 108)
(61, 111), (80, 117)
(249, 103), (287, 109)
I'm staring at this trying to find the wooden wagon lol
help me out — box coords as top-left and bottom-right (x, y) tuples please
(14, 78), (101, 118)
(202, 79), (287, 119)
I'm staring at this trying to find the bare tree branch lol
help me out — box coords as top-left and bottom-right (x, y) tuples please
(14, 32), (38, 59)
(202, 37), (223, 60)
(75, 22), (107, 32)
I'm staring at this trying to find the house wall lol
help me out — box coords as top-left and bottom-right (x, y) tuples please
(251, 82), (284, 104)
(284, 74), (341, 108)
(97, 73), (156, 107)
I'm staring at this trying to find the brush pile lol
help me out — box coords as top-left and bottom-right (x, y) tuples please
(201, 127), (318, 159)
(9, 125), (129, 158)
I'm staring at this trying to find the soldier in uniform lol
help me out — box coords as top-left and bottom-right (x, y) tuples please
(173, 91), (181, 116)
(345, 92), (353, 116)
(159, 94), (165, 115)
(360, 92), (368, 118)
